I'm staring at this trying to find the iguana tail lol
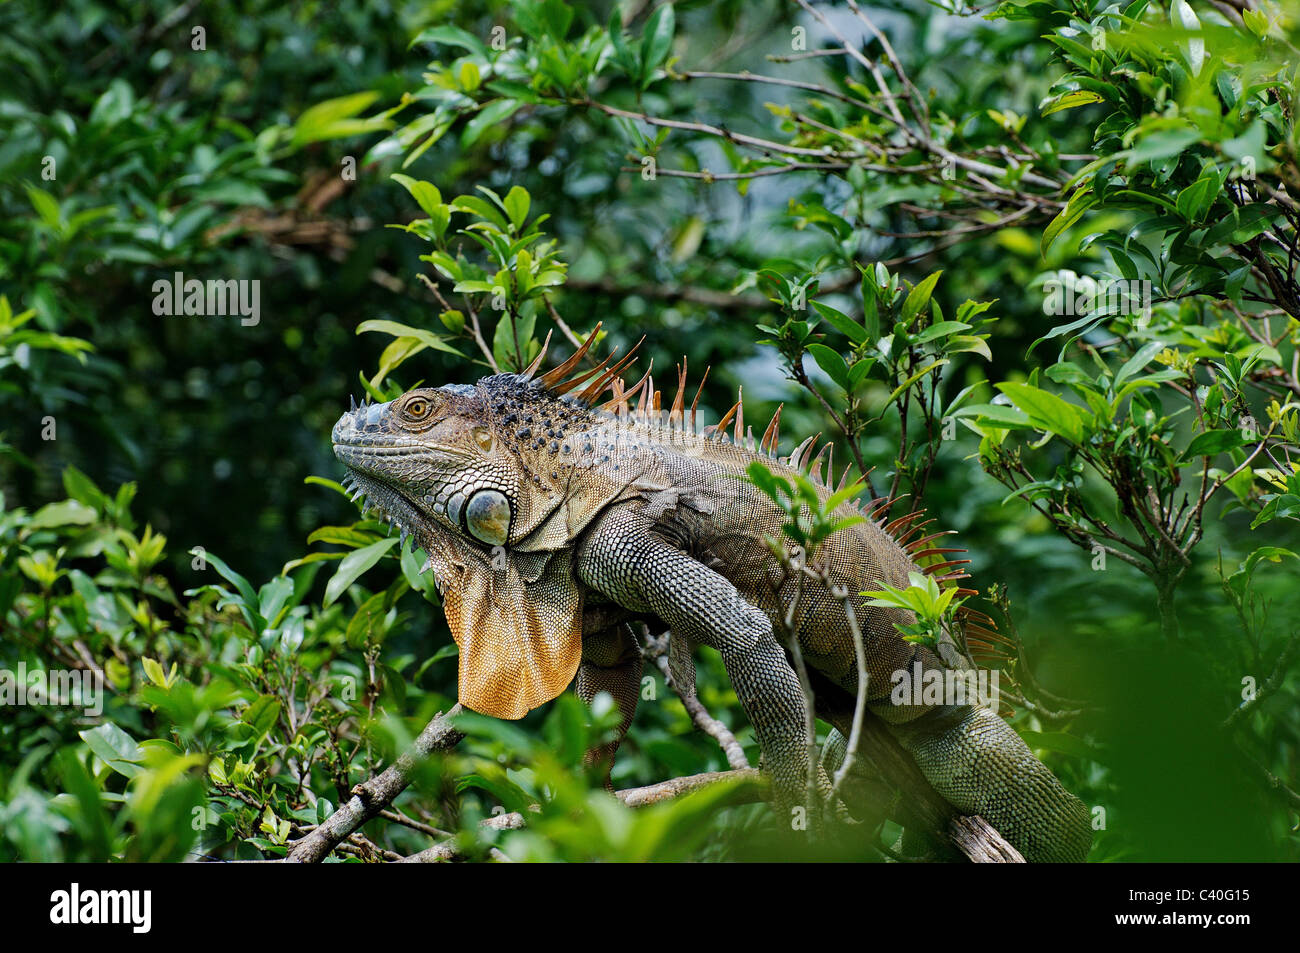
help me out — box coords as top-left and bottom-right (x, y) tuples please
(887, 704), (1092, 862)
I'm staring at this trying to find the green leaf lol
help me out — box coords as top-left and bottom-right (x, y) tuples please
(946, 334), (993, 361)
(1125, 126), (1200, 166)
(492, 311), (537, 371)
(1113, 341), (1165, 390)
(242, 695), (282, 741)
(371, 335), (428, 388)
(461, 99), (520, 149)
(141, 657), (170, 688)
(459, 60), (481, 92)
(308, 525), (382, 547)
(80, 724), (142, 778)
(257, 575), (295, 629)
(608, 8), (637, 73)
(807, 344), (851, 389)
(62, 467), (109, 510)
(356, 319), (462, 355)
(1116, 369), (1183, 401)
(26, 186), (62, 228)
(912, 320), (971, 346)
(486, 80), (545, 104)
(400, 116), (455, 167)
(1175, 173), (1218, 224)
(304, 476), (352, 498)
(1243, 546), (1297, 577)
(409, 24), (488, 58)
(456, 770), (535, 817)
(1182, 429), (1249, 460)
(1251, 494), (1300, 529)
(402, 542), (440, 602)
(899, 271), (941, 329)
(1171, 0), (1204, 77)
(193, 548), (262, 629)
(450, 193), (510, 232)
(1041, 187), (1096, 258)
(516, 0), (575, 41)
(1242, 8), (1269, 36)
(1028, 309), (1107, 359)
(291, 92), (384, 147)
(996, 382), (1089, 444)
(1041, 90), (1104, 116)
(57, 748), (113, 861)
(886, 358), (948, 405)
(390, 174), (442, 218)
(27, 499), (96, 530)
(811, 301), (866, 344)
(954, 402), (1032, 430)
(503, 185), (530, 230)
(640, 4), (676, 87)
(1205, 204), (1277, 247)
(1045, 362), (1100, 392)
(346, 592), (390, 649)
(323, 538), (399, 608)
(280, 551), (345, 574)
(847, 357), (877, 389)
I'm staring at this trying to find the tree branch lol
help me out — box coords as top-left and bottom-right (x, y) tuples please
(286, 705), (465, 863)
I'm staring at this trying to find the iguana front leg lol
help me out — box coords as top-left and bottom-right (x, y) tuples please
(577, 506), (811, 823)
(574, 621), (642, 784)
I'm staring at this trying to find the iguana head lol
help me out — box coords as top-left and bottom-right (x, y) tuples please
(329, 329), (649, 719)
(332, 384), (530, 552)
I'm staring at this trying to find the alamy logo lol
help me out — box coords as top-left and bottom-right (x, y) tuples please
(151, 271), (260, 326)
(1043, 273), (1152, 324)
(49, 883), (151, 933)
(890, 661), (1000, 709)
(0, 663), (103, 716)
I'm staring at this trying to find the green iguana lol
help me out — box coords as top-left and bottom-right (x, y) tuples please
(331, 327), (1092, 862)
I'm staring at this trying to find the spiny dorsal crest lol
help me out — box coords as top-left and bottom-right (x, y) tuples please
(523, 322), (792, 460)
(521, 321), (1002, 641)
(523, 322), (888, 496)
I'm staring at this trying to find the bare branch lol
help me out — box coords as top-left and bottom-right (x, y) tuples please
(643, 630), (752, 771)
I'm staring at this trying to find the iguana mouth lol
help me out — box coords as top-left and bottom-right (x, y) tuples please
(339, 468), (426, 548)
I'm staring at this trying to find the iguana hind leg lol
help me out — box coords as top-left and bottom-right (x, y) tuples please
(574, 622), (642, 785)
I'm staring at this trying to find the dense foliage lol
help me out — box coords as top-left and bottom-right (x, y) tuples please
(1, 0), (1296, 861)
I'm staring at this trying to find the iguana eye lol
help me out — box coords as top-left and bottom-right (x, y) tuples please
(403, 397), (431, 420)
(473, 427), (494, 452)
(465, 489), (511, 546)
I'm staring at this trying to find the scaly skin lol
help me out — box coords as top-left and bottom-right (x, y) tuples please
(331, 366), (1092, 862)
